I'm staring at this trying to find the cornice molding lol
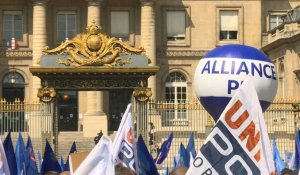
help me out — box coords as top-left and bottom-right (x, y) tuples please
(157, 50), (208, 57)
(0, 49), (32, 58)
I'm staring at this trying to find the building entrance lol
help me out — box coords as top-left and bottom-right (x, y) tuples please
(57, 91), (78, 131)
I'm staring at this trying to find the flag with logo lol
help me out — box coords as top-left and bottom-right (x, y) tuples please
(26, 136), (38, 175)
(15, 133), (29, 175)
(74, 135), (114, 175)
(155, 132), (173, 164)
(112, 104), (136, 172)
(187, 78), (276, 175)
(0, 137), (10, 175)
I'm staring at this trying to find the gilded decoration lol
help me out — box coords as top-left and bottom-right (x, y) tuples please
(37, 87), (56, 103)
(133, 81), (152, 102)
(133, 87), (152, 102)
(43, 21), (146, 67)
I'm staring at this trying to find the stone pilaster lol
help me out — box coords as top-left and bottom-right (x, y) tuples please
(83, 0), (107, 137)
(32, 0), (48, 99)
(84, 91), (104, 116)
(140, 0), (157, 99)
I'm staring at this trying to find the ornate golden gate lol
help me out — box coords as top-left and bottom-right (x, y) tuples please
(30, 22), (159, 154)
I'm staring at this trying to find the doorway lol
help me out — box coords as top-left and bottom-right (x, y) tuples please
(57, 91), (78, 131)
(108, 89), (133, 131)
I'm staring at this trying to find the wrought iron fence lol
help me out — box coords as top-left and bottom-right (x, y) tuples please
(1, 97), (299, 172)
(264, 99), (300, 155)
(135, 99), (300, 171)
(0, 98), (53, 166)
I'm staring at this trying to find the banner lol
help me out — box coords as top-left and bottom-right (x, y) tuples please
(112, 104), (136, 172)
(187, 78), (275, 175)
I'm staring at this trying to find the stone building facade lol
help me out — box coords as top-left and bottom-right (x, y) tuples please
(0, 0), (299, 136)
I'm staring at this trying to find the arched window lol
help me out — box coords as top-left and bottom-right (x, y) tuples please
(164, 72), (187, 125)
(2, 71), (25, 102)
(165, 72), (187, 102)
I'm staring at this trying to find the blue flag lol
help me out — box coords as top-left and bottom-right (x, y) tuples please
(26, 136), (38, 175)
(186, 133), (196, 158)
(294, 129), (300, 169)
(155, 133), (173, 164)
(63, 141), (77, 171)
(174, 156), (178, 168)
(164, 166), (169, 175)
(3, 132), (17, 175)
(60, 156), (64, 171)
(37, 151), (42, 172)
(137, 135), (159, 175)
(15, 133), (29, 175)
(272, 138), (285, 175)
(40, 140), (62, 174)
(178, 143), (189, 168)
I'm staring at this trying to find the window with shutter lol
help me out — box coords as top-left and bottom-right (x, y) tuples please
(220, 10), (238, 40)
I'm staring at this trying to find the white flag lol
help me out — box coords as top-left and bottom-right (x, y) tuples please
(74, 135), (115, 175)
(112, 104), (136, 172)
(187, 78), (276, 175)
(0, 137), (10, 175)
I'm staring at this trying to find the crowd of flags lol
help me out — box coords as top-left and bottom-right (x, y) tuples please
(0, 132), (77, 175)
(1, 78), (300, 174)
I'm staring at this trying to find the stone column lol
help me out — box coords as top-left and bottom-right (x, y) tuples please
(140, 0), (157, 99)
(83, 0), (107, 137)
(32, 0), (48, 99)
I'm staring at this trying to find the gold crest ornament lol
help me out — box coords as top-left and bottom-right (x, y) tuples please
(43, 21), (146, 67)
(37, 87), (56, 103)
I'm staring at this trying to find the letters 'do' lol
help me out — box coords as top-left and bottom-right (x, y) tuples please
(194, 44), (277, 122)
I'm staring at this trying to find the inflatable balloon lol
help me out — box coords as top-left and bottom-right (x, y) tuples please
(194, 44), (278, 122)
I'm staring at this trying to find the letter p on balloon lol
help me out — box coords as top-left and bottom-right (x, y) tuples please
(228, 80), (243, 95)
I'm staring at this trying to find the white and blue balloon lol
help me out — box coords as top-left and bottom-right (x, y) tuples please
(194, 44), (278, 122)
